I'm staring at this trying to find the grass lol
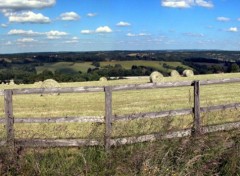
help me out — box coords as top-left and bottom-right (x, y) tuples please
(1, 79), (240, 145)
(35, 60), (190, 74)
(100, 60), (190, 73)
(0, 73), (240, 140)
(36, 62), (95, 74)
(0, 130), (240, 175)
(0, 73), (240, 175)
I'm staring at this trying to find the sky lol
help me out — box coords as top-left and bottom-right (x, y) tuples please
(0, 0), (240, 53)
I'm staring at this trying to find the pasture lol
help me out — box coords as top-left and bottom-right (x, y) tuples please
(35, 60), (190, 74)
(0, 73), (240, 141)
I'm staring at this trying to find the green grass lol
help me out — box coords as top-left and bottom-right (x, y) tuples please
(100, 60), (190, 73)
(1, 131), (240, 175)
(36, 62), (95, 74)
(35, 60), (190, 74)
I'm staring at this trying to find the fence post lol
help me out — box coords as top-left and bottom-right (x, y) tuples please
(192, 80), (202, 136)
(104, 86), (112, 151)
(4, 89), (15, 147)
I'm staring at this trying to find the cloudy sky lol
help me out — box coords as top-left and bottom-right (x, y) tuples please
(0, 0), (240, 53)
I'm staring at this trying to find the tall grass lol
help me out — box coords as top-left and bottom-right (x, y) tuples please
(0, 130), (239, 175)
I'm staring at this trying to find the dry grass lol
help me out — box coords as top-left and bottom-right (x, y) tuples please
(1, 73), (240, 175)
(0, 73), (240, 140)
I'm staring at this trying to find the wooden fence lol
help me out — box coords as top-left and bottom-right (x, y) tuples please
(1, 78), (240, 151)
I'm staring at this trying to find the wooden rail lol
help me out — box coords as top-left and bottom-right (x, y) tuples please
(0, 78), (240, 149)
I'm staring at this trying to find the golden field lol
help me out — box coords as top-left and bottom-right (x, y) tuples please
(0, 73), (240, 140)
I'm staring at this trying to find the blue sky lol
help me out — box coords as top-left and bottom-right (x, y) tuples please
(0, 0), (240, 53)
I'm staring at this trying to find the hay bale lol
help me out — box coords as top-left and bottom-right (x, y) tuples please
(41, 79), (60, 95)
(33, 81), (43, 87)
(9, 79), (15, 85)
(149, 71), (163, 83)
(170, 70), (180, 77)
(99, 77), (107, 82)
(183, 70), (194, 77)
(41, 79), (60, 88)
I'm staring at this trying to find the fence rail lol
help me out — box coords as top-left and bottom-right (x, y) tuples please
(0, 78), (240, 150)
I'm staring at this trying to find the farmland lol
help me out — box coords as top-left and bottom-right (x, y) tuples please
(35, 60), (190, 74)
(0, 73), (240, 139)
(0, 73), (240, 175)
(1, 50), (240, 84)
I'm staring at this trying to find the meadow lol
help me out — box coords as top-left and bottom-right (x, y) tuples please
(1, 73), (240, 175)
(0, 73), (240, 140)
(35, 60), (190, 74)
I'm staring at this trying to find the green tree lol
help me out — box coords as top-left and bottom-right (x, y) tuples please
(228, 63), (240, 73)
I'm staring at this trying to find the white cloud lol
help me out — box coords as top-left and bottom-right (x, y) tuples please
(161, 0), (213, 8)
(63, 37), (79, 44)
(8, 29), (42, 36)
(46, 30), (68, 39)
(126, 33), (136, 37)
(95, 26), (112, 33)
(162, 0), (193, 8)
(126, 32), (150, 37)
(81, 30), (94, 34)
(217, 17), (230, 22)
(8, 29), (68, 39)
(17, 38), (36, 43)
(183, 32), (204, 37)
(116, 21), (131, 27)
(0, 0), (56, 11)
(1, 23), (7, 28)
(81, 26), (113, 34)
(87, 13), (97, 17)
(6, 11), (50, 23)
(196, 0), (213, 8)
(64, 40), (79, 44)
(138, 33), (150, 36)
(228, 27), (238, 32)
(60, 12), (80, 21)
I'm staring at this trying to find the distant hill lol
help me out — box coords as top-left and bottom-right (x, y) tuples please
(0, 50), (240, 84)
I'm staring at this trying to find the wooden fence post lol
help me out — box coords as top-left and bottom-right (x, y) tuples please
(192, 81), (202, 136)
(4, 89), (14, 146)
(104, 86), (112, 151)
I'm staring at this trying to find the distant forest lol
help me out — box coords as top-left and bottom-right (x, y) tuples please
(1, 50), (240, 84)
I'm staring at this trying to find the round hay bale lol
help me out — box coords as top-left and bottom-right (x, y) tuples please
(183, 70), (194, 77)
(33, 81), (43, 87)
(41, 79), (60, 95)
(149, 71), (163, 83)
(99, 77), (107, 82)
(9, 79), (15, 85)
(170, 70), (180, 77)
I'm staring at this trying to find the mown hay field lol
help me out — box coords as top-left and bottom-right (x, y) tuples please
(0, 73), (240, 140)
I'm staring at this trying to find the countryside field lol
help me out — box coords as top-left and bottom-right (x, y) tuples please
(1, 73), (240, 175)
(0, 73), (240, 140)
(35, 60), (190, 74)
